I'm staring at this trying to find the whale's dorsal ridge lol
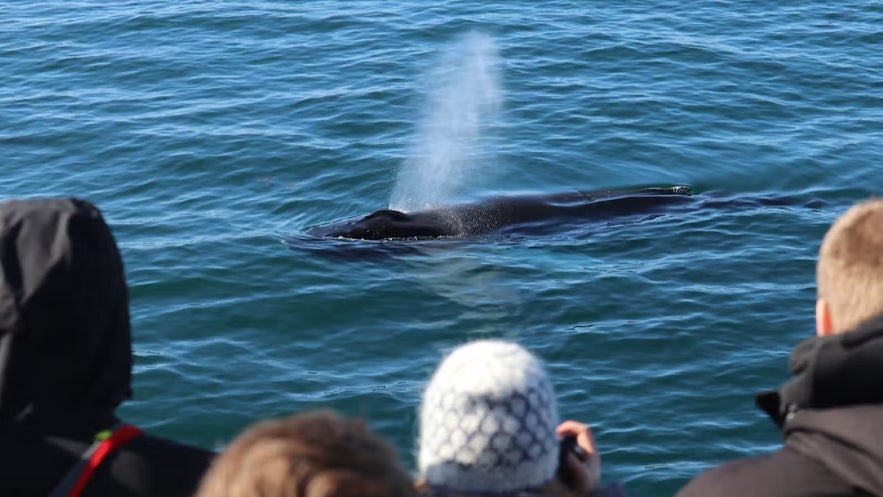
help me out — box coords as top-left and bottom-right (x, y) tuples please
(363, 209), (410, 222)
(672, 185), (692, 195)
(638, 185), (692, 195)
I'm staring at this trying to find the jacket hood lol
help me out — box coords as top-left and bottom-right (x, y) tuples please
(0, 198), (131, 433)
(757, 311), (883, 424)
(782, 311), (883, 410)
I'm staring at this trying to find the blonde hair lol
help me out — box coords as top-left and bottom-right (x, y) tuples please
(817, 199), (883, 333)
(195, 411), (415, 497)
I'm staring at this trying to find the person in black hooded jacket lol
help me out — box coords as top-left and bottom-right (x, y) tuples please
(676, 199), (883, 497)
(0, 198), (214, 497)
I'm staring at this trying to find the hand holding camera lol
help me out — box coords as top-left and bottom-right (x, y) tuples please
(556, 420), (602, 495)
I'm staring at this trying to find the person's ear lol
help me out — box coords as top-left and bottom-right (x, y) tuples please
(816, 298), (834, 337)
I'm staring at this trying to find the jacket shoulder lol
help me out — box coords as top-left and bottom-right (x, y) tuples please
(675, 446), (857, 497)
(90, 433), (215, 497)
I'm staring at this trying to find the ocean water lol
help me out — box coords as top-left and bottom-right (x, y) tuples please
(2, 2), (882, 495)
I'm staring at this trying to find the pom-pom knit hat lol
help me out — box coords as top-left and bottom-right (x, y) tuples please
(418, 340), (560, 493)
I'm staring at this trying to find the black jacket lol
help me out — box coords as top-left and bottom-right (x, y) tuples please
(676, 312), (883, 497)
(0, 198), (214, 497)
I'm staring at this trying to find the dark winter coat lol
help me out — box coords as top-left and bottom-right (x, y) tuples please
(676, 311), (883, 497)
(0, 198), (214, 497)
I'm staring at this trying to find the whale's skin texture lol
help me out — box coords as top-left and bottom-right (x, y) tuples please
(307, 186), (693, 241)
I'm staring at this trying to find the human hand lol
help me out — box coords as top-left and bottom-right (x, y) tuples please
(556, 420), (602, 495)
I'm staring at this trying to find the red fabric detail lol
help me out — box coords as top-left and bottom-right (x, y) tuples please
(68, 424), (144, 497)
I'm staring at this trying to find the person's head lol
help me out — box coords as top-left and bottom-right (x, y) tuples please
(0, 198), (131, 431)
(194, 410), (415, 497)
(816, 199), (883, 336)
(418, 340), (560, 494)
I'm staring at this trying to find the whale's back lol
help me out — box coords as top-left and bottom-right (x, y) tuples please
(308, 185), (694, 241)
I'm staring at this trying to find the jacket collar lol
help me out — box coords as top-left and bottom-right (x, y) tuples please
(756, 311), (883, 427)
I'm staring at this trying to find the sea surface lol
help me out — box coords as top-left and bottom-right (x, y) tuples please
(2, 2), (882, 495)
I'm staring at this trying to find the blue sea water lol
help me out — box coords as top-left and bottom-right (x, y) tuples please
(2, 2), (882, 495)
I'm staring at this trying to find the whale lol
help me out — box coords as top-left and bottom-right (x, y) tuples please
(307, 185), (693, 241)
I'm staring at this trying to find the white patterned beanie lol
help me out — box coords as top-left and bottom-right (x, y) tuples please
(418, 340), (560, 493)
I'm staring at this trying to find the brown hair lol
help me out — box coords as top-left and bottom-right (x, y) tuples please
(817, 199), (883, 333)
(194, 410), (415, 497)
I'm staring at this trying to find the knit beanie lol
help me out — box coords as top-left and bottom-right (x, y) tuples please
(418, 340), (560, 493)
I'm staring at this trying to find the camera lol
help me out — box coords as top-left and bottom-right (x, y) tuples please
(557, 435), (579, 486)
